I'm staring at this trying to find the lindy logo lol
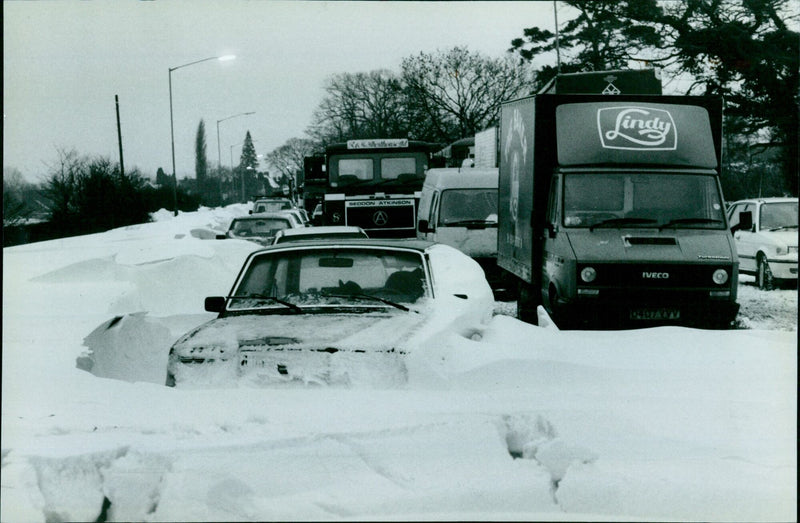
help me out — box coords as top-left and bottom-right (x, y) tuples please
(642, 272), (669, 279)
(597, 106), (677, 150)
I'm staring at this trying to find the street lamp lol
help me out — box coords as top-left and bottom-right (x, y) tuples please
(216, 112), (255, 202)
(168, 54), (236, 216)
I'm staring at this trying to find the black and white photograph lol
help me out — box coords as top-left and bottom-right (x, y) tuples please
(3, 1), (797, 521)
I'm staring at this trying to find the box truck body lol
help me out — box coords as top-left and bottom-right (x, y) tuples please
(498, 93), (739, 328)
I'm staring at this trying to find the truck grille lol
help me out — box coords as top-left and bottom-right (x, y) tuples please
(345, 200), (415, 231)
(578, 263), (731, 289)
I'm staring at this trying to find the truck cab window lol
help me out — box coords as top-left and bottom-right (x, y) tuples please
(337, 159), (373, 181)
(381, 157), (417, 179)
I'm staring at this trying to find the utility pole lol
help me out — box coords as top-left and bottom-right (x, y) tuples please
(115, 95), (125, 176)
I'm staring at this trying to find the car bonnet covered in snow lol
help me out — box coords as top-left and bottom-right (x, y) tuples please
(167, 239), (492, 387)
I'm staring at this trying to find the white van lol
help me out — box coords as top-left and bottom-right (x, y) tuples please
(417, 168), (512, 297)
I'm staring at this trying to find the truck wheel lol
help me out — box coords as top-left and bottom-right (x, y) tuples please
(756, 254), (775, 290)
(517, 282), (539, 325)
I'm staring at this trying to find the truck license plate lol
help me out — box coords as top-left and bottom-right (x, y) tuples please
(630, 308), (680, 320)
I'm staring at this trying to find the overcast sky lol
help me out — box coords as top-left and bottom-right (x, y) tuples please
(3, 0), (570, 182)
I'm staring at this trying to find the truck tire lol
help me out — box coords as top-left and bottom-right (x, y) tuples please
(757, 254), (775, 290)
(517, 282), (539, 325)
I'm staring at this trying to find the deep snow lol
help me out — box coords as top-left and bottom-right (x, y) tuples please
(2, 205), (796, 522)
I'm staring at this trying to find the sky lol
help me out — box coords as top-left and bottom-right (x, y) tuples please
(3, 0), (568, 182)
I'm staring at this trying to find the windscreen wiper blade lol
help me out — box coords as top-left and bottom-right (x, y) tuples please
(589, 217), (658, 231)
(767, 225), (798, 231)
(658, 218), (723, 230)
(443, 219), (498, 228)
(320, 293), (413, 312)
(228, 294), (303, 313)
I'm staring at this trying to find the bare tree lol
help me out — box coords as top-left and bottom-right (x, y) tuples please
(265, 137), (317, 182)
(401, 46), (536, 144)
(307, 70), (409, 144)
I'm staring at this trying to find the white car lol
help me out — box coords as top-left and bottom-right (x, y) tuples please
(272, 225), (368, 244)
(167, 239), (493, 387)
(218, 213), (305, 246)
(727, 197), (798, 289)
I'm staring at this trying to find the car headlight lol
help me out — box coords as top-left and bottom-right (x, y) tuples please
(580, 266), (597, 283)
(712, 269), (729, 285)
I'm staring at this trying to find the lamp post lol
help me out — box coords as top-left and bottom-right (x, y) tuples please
(230, 140), (257, 203)
(169, 54), (236, 216)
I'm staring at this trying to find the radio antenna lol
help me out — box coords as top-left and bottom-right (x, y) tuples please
(553, 0), (562, 74)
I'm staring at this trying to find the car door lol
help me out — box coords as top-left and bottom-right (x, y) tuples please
(731, 202), (757, 272)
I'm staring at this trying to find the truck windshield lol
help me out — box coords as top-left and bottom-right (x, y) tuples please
(563, 173), (726, 229)
(438, 189), (498, 226)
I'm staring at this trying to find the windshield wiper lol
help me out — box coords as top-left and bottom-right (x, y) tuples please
(658, 218), (723, 230)
(443, 219), (498, 228)
(320, 292), (413, 312)
(589, 217), (658, 231)
(228, 294), (303, 313)
(767, 225), (799, 231)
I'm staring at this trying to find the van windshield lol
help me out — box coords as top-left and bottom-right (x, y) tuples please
(438, 189), (498, 226)
(563, 173), (726, 229)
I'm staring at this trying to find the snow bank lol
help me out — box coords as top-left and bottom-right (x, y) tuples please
(2, 207), (796, 522)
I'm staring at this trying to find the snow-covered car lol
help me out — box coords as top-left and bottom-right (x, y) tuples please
(217, 213), (304, 246)
(272, 225), (369, 244)
(250, 197), (295, 214)
(728, 197), (798, 289)
(167, 239), (494, 387)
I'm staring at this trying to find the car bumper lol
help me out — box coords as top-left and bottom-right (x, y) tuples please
(768, 254), (798, 280)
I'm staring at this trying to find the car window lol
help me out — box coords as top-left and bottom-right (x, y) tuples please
(229, 248), (428, 310)
(759, 201), (798, 231)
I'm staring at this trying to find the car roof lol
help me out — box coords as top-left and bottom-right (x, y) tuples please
(233, 213), (293, 222)
(253, 198), (292, 203)
(253, 238), (436, 253)
(729, 197), (797, 205)
(277, 226), (365, 237)
(423, 168), (498, 190)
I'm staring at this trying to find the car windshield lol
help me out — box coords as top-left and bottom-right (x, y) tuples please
(563, 173), (726, 229)
(231, 218), (290, 237)
(228, 247), (428, 312)
(760, 202), (798, 230)
(438, 188), (498, 226)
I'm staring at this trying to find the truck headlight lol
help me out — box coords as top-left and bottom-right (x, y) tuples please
(580, 266), (597, 283)
(712, 269), (729, 285)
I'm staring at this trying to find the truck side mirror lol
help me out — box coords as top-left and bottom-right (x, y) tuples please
(204, 296), (226, 313)
(418, 219), (433, 233)
(732, 210), (753, 233)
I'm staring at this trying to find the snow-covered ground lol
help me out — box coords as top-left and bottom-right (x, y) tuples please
(2, 206), (796, 522)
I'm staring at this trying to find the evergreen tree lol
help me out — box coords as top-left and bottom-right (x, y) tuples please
(195, 119), (208, 183)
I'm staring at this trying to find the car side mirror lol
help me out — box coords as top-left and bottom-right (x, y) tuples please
(248, 210), (253, 215)
(732, 210), (753, 233)
(453, 294), (468, 300)
(418, 219), (433, 233)
(204, 296), (226, 313)
(215, 234), (227, 240)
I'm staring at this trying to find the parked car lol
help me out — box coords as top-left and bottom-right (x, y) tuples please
(217, 213), (304, 246)
(727, 197), (798, 289)
(272, 225), (369, 244)
(167, 239), (494, 387)
(274, 208), (310, 227)
(250, 198), (296, 214)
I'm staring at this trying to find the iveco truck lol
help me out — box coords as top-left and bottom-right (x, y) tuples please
(498, 86), (740, 328)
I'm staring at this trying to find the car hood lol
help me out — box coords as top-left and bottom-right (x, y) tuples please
(758, 229), (798, 248)
(565, 229), (735, 263)
(171, 310), (427, 358)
